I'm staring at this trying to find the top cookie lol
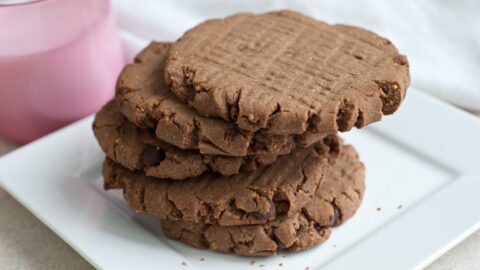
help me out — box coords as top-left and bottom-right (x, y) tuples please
(116, 42), (327, 157)
(165, 10), (410, 135)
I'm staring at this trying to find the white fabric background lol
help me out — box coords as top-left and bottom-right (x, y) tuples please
(112, 0), (480, 112)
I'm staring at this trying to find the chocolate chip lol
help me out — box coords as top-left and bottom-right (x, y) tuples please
(251, 211), (266, 220)
(187, 86), (196, 100)
(307, 113), (320, 132)
(273, 193), (290, 214)
(251, 202), (276, 221)
(353, 54), (363, 60)
(276, 201), (290, 214)
(142, 147), (165, 166)
(249, 139), (260, 151)
(276, 240), (287, 249)
(273, 192), (287, 201)
(329, 204), (341, 226)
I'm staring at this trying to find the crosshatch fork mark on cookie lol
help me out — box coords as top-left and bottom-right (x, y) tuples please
(165, 10), (410, 135)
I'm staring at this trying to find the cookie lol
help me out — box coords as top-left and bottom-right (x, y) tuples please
(103, 136), (341, 226)
(161, 145), (365, 256)
(117, 42), (309, 157)
(93, 100), (279, 179)
(165, 10), (410, 135)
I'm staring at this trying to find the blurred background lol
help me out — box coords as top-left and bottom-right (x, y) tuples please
(0, 0), (479, 269)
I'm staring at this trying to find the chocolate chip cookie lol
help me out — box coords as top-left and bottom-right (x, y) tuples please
(161, 145), (365, 256)
(103, 136), (341, 226)
(165, 10), (409, 135)
(93, 100), (280, 179)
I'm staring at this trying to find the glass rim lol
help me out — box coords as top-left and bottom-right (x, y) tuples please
(0, 0), (49, 8)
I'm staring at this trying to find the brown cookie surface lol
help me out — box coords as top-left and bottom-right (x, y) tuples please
(103, 137), (341, 226)
(165, 10), (409, 135)
(93, 100), (280, 179)
(161, 145), (365, 256)
(117, 42), (315, 157)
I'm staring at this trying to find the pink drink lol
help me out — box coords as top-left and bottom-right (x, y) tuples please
(0, 0), (125, 143)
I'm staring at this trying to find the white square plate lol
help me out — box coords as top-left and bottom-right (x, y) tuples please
(1, 88), (480, 270)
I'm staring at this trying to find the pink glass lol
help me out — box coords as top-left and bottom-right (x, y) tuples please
(0, 0), (125, 143)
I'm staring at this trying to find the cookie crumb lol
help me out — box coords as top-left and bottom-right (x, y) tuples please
(398, 204), (403, 209)
(181, 261), (187, 266)
(278, 263), (283, 267)
(250, 260), (256, 265)
(259, 264), (265, 268)
(282, 255), (286, 258)
(376, 207), (382, 211)
(200, 257), (205, 261)
(333, 244), (337, 248)
(305, 267), (310, 270)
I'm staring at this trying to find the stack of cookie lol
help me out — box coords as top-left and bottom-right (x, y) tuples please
(93, 11), (409, 256)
